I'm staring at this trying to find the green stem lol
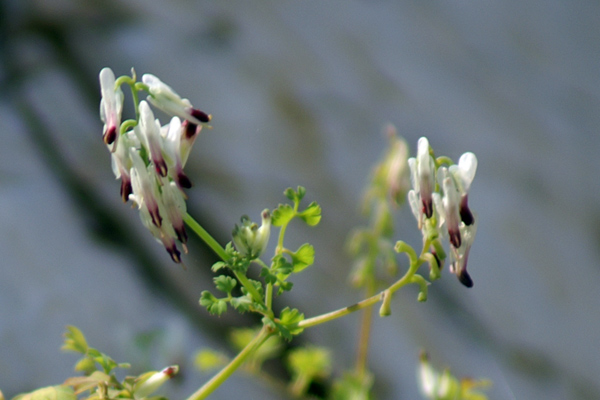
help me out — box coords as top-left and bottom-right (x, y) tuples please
(299, 257), (423, 329)
(186, 326), (273, 400)
(184, 213), (264, 306)
(184, 213), (228, 261)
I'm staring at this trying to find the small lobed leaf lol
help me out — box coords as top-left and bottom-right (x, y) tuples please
(211, 261), (227, 272)
(277, 307), (305, 339)
(271, 204), (295, 227)
(298, 202), (321, 226)
(272, 255), (294, 275)
(230, 295), (252, 312)
(290, 243), (315, 273)
(214, 276), (237, 293)
(62, 326), (89, 354)
(200, 291), (228, 315)
(260, 267), (278, 285)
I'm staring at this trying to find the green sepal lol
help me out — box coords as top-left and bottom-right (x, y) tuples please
(214, 276), (237, 293)
(271, 204), (295, 227)
(298, 202), (321, 226)
(290, 243), (315, 272)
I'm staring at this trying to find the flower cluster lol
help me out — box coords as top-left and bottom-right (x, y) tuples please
(408, 137), (478, 287)
(99, 68), (211, 263)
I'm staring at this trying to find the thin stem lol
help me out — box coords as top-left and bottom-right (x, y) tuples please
(186, 326), (273, 400)
(299, 257), (423, 329)
(184, 213), (264, 305)
(184, 213), (228, 261)
(355, 280), (375, 377)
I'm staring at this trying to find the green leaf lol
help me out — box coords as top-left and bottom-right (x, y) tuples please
(200, 291), (227, 315)
(214, 276), (237, 293)
(271, 204), (295, 227)
(194, 349), (228, 372)
(230, 295), (252, 312)
(13, 386), (76, 400)
(276, 307), (305, 340)
(290, 243), (315, 273)
(62, 326), (89, 354)
(87, 349), (119, 374)
(260, 267), (277, 285)
(283, 186), (306, 202)
(298, 202), (321, 226)
(272, 255), (294, 275)
(287, 346), (332, 380)
(211, 261), (227, 272)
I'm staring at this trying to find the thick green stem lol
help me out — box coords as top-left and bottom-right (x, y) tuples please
(186, 326), (273, 400)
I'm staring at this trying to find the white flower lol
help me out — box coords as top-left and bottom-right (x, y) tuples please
(449, 152), (477, 226)
(408, 137), (436, 225)
(99, 67), (124, 146)
(129, 149), (162, 228)
(138, 101), (168, 178)
(142, 74), (211, 126)
(134, 366), (179, 399)
(161, 117), (192, 189)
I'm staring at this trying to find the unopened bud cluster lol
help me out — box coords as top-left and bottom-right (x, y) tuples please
(99, 68), (211, 263)
(232, 209), (271, 259)
(408, 137), (478, 287)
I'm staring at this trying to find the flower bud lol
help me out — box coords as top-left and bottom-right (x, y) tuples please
(232, 209), (271, 259)
(134, 365), (179, 399)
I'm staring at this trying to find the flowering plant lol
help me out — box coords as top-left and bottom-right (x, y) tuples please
(7, 68), (489, 400)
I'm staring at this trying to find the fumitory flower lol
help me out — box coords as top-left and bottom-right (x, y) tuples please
(99, 68), (211, 263)
(99, 67), (124, 146)
(408, 137), (436, 227)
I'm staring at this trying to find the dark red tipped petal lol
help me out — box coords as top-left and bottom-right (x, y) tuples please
(120, 179), (132, 203)
(422, 198), (433, 219)
(178, 172), (192, 189)
(458, 269), (473, 288)
(182, 120), (198, 139)
(154, 159), (168, 177)
(149, 206), (162, 227)
(167, 246), (181, 263)
(459, 195), (474, 226)
(175, 225), (188, 244)
(190, 108), (211, 123)
(449, 229), (462, 248)
(103, 126), (117, 145)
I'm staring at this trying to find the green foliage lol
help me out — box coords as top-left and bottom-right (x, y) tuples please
(13, 386), (76, 400)
(263, 307), (305, 341)
(62, 326), (130, 375)
(272, 204), (295, 227)
(199, 291), (227, 316)
(289, 243), (315, 272)
(330, 371), (374, 400)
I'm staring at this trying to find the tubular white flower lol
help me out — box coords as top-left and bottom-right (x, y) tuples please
(449, 152), (477, 226)
(449, 217), (477, 288)
(99, 67), (124, 146)
(129, 149), (162, 228)
(138, 101), (168, 178)
(134, 365), (179, 399)
(439, 168), (462, 248)
(142, 74), (211, 126)
(162, 117), (191, 189)
(408, 137), (436, 225)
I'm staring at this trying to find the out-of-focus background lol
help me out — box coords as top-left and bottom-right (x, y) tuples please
(1, 1), (600, 399)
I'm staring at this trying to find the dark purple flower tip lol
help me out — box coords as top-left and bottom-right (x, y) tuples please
(178, 172), (192, 189)
(191, 108), (211, 123)
(103, 126), (117, 145)
(149, 207), (162, 227)
(422, 198), (433, 219)
(430, 248), (442, 272)
(460, 195), (474, 226)
(175, 226), (188, 244)
(120, 179), (132, 203)
(167, 246), (181, 263)
(449, 229), (462, 248)
(458, 269), (473, 288)
(182, 120), (199, 139)
(154, 159), (168, 178)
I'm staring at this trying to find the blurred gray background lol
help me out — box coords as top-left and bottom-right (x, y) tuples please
(1, 0), (599, 399)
